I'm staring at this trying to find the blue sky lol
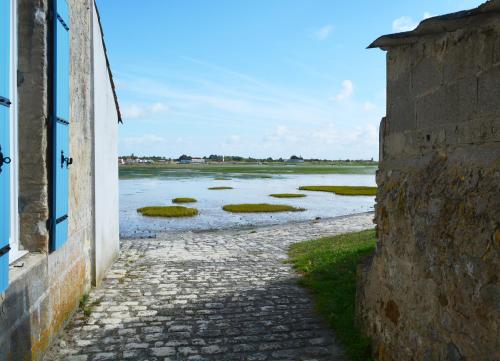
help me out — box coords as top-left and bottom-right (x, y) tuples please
(96, 0), (484, 159)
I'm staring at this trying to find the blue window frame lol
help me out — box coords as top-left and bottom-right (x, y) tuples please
(0, 0), (12, 293)
(51, 0), (71, 251)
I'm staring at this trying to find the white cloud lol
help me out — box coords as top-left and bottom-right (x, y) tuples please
(423, 12), (435, 19)
(393, 12), (435, 33)
(121, 134), (165, 146)
(363, 101), (376, 111)
(259, 121), (380, 158)
(392, 16), (418, 32)
(335, 80), (354, 101)
(150, 102), (168, 113)
(225, 135), (241, 145)
(314, 25), (333, 40)
(118, 59), (383, 159)
(122, 102), (169, 120)
(262, 125), (303, 145)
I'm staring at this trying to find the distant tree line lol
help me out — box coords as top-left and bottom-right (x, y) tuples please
(119, 153), (376, 164)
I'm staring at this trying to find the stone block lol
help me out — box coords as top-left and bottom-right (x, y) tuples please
(477, 64), (500, 117)
(387, 95), (416, 133)
(411, 43), (444, 96)
(415, 77), (477, 129)
(387, 47), (412, 102)
(443, 27), (496, 82)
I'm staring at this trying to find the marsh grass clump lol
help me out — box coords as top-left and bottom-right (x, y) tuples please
(299, 185), (377, 196)
(79, 294), (102, 318)
(172, 197), (197, 203)
(214, 177), (231, 180)
(137, 206), (198, 217)
(208, 186), (233, 190)
(270, 193), (307, 198)
(288, 229), (376, 361)
(222, 203), (305, 213)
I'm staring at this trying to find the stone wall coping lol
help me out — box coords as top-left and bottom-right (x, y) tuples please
(369, 0), (500, 50)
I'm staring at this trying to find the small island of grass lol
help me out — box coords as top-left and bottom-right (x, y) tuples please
(269, 193), (307, 198)
(172, 197), (197, 204)
(214, 177), (231, 180)
(208, 186), (233, 190)
(222, 203), (305, 213)
(299, 185), (377, 196)
(137, 206), (198, 218)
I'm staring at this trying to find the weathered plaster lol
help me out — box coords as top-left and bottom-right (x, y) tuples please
(91, 1), (119, 286)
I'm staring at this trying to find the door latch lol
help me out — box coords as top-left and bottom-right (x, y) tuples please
(61, 151), (73, 169)
(0, 146), (11, 174)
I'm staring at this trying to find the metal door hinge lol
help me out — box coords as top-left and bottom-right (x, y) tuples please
(0, 146), (11, 174)
(0, 245), (11, 257)
(61, 151), (73, 169)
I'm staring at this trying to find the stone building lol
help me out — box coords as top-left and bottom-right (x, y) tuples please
(357, 1), (499, 360)
(0, 0), (120, 359)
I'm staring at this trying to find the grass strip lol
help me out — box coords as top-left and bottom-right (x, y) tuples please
(172, 197), (197, 203)
(137, 206), (198, 217)
(223, 203), (305, 213)
(269, 193), (307, 198)
(208, 186), (233, 190)
(288, 229), (376, 361)
(299, 185), (377, 196)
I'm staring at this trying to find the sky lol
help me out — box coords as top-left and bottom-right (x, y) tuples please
(96, 0), (484, 160)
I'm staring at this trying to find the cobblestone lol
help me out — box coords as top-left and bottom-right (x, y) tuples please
(46, 213), (373, 360)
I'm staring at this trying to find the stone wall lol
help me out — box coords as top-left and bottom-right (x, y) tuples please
(356, 6), (500, 361)
(0, 1), (96, 360)
(17, 0), (50, 252)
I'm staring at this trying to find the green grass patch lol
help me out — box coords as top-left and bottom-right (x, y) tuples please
(172, 197), (197, 203)
(79, 294), (102, 318)
(137, 206), (198, 217)
(223, 203), (305, 213)
(288, 229), (376, 361)
(214, 177), (231, 180)
(119, 163), (378, 180)
(208, 186), (233, 190)
(299, 185), (377, 196)
(269, 193), (307, 198)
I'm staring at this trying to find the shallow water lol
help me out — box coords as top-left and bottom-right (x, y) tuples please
(120, 173), (375, 238)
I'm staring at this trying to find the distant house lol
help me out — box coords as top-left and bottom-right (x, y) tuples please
(0, 1), (120, 359)
(287, 155), (304, 163)
(177, 154), (206, 164)
(191, 157), (205, 164)
(178, 154), (192, 164)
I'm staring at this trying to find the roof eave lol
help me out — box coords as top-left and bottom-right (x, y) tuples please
(93, 0), (123, 124)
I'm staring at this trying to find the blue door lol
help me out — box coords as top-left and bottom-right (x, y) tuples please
(52, 0), (70, 250)
(0, 0), (11, 292)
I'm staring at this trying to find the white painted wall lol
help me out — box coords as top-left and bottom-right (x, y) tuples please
(92, 3), (119, 285)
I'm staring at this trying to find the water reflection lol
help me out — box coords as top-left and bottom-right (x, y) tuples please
(120, 173), (375, 238)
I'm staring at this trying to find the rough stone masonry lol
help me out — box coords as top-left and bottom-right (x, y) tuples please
(356, 2), (500, 361)
(45, 213), (374, 361)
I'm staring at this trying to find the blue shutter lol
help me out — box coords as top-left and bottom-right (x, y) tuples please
(0, 0), (11, 292)
(52, 0), (70, 250)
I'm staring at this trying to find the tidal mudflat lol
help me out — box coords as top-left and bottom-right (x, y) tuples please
(120, 173), (375, 238)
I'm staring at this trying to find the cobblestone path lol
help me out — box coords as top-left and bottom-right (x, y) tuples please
(47, 213), (374, 361)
